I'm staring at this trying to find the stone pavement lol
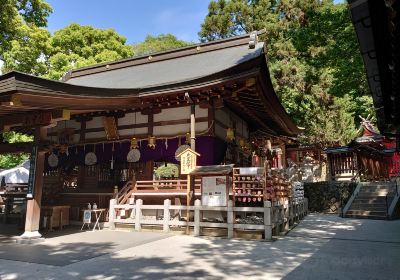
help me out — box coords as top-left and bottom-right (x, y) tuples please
(0, 214), (399, 280)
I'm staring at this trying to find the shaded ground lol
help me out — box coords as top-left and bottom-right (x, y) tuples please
(0, 214), (399, 279)
(0, 225), (170, 266)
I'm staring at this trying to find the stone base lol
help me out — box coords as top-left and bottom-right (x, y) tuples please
(15, 231), (45, 244)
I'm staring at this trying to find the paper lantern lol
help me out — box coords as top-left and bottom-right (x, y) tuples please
(127, 148), (141, 162)
(85, 152), (97, 166)
(130, 137), (139, 149)
(226, 128), (235, 142)
(148, 135), (156, 149)
(48, 153), (58, 168)
(175, 144), (190, 161)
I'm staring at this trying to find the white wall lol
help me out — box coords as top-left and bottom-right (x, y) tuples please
(45, 105), (210, 143)
(215, 107), (249, 140)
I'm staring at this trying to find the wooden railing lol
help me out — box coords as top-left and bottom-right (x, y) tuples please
(0, 183), (28, 196)
(115, 181), (134, 205)
(115, 179), (203, 204)
(134, 179), (201, 192)
(328, 152), (357, 180)
(108, 198), (308, 240)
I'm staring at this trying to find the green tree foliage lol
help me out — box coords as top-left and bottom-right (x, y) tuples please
(45, 23), (134, 80)
(132, 34), (192, 56)
(199, 0), (373, 144)
(0, 0), (52, 55)
(155, 163), (179, 179)
(0, 132), (33, 169)
(2, 23), (134, 80)
(2, 24), (51, 76)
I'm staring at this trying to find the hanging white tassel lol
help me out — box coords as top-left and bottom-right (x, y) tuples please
(165, 138), (168, 150)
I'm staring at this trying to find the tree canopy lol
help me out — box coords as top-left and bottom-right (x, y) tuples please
(0, 0), (52, 55)
(132, 34), (192, 56)
(200, 0), (373, 145)
(2, 23), (134, 80)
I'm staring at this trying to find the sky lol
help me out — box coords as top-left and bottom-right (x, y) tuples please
(46, 0), (210, 44)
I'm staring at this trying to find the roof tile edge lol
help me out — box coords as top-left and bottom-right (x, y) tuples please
(64, 30), (266, 81)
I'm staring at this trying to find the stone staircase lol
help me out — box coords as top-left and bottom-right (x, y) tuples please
(344, 182), (393, 220)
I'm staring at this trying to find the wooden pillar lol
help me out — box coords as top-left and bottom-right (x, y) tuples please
(148, 113), (154, 136)
(186, 174), (191, 234)
(21, 126), (47, 239)
(208, 102), (215, 136)
(190, 104), (196, 151)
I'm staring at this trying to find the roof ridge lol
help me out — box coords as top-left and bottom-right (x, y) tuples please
(64, 30), (265, 81)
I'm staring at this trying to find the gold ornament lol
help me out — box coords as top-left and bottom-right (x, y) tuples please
(185, 132), (191, 145)
(130, 137), (139, 149)
(148, 135), (156, 149)
(239, 138), (246, 149)
(226, 128), (235, 142)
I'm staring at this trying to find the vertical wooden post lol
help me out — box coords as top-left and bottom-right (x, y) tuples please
(284, 201), (289, 232)
(227, 200), (234, 238)
(194, 199), (201, 236)
(21, 127), (46, 239)
(208, 102), (215, 136)
(186, 174), (191, 234)
(148, 113), (154, 136)
(109, 199), (116, 230)
(264, 200), (272, 240)
(163, 199), (171, 232)
(190, 104), (196, 151)
(135, 199), (142, 231)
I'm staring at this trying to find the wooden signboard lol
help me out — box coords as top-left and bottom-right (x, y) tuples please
(26, 145), (38, 199)
(177, 148), (200, 175)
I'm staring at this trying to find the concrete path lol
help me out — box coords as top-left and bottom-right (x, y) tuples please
(0, 214), (399, 279)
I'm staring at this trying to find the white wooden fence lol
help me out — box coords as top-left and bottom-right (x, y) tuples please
(108, 198), (308, 240)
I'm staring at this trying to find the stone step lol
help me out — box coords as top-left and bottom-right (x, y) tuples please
(360, 182), (393, 186)
(359, 187), (390, 190)
(356, 192), (387, 197)
(345, 210), (387, 216)
(361, 185), (392, 188)
(352, 201), (387, 207)
(351, 201), (386, 206)
(359, 190), (391, 194)
(347, 207), (386, 213)
(360, 187), (390, 190)
(344, 214), (387, 220)
(356, 194), (387, 199)
(349, 204), (387, 211)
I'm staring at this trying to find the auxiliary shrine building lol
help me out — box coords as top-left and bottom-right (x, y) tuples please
(0, 31), (300, 237)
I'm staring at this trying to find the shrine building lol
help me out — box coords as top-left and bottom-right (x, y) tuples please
(0, 31), (300, 238)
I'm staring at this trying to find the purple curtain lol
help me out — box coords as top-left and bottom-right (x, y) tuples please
(44, 136), (227, 172)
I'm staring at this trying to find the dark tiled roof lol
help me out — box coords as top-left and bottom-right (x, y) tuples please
(66, 42), (264, 89)
(349, 0), (400, 135)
